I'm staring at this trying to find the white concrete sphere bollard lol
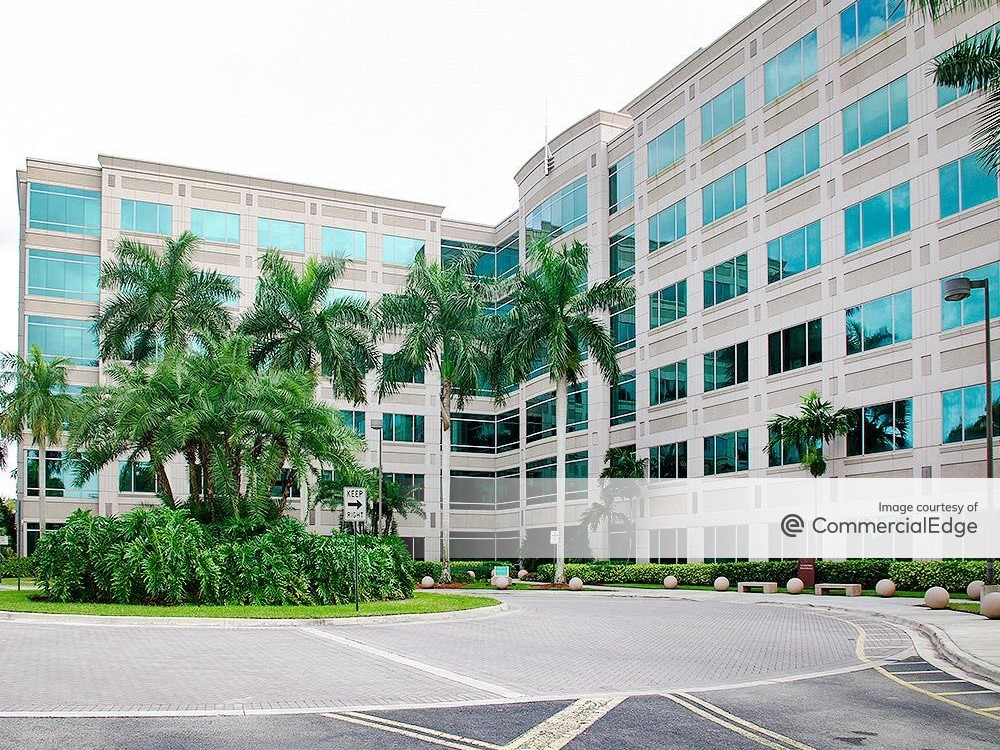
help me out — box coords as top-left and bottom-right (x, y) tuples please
(467, 571), (476, 581)
(663, 575), (678, 589)
(420, 576), (435, 589)
(924, 586), (950, 609)
(568, 577), (584, 591)
(967, 580), (984, 601)
(517, 569), (529, 580)
(714, 576), (730, 591)
(875, 579), (897, 597)
(489, 576), (498, 587)
(786, 577), (804, 594)
(981, 592), (1000, 619)
(494, 576), (510, 590)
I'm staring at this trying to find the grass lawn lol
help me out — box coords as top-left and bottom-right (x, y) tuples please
(610, 583), (969, 599)
(0, 589), (498, 619)
(1, 578), (35, 587)
(948, 602), (983, 615)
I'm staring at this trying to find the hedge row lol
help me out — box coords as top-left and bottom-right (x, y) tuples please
(0, 554), (35, 579)
(413, 560), (517, 583)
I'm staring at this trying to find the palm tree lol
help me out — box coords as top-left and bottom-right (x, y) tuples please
(0, 345), (75, 541)
(240, 251), (376, 403)
(96, 232), (238, 361)
(375, 249), (500, 582)
(580, 447), (647, 561)
(315, 467), (424, 536)
(497, 239), (635, 583)
(765, 391), (855, 477)
(910, 1), (1000, 168)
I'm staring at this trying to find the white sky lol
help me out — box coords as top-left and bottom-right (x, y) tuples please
(0, 0), (762, 494)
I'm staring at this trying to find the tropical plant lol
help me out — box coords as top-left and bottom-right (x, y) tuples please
(580, 447), (647, 562)
(314, 467), (424, 536)
(95, 232), (238, 361)
(375, 248), (501, 581)
(240, 251), (376, 403)
(765, 391), (855, 477)
(0, 345), (76, 538)
(496, 239), (635, 582)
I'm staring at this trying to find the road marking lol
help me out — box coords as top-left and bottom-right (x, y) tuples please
(874, 666), (1000, 723)
(884, 669), (942, 675)
(503, 697), (624, 749)
(670, 693), (816, 750)
(937, 690), (997, 696)
(300, 627), (523, 699)
(326, 711), (482, 749)
(907, 679), (967, 684)
(331, 712), (501, 748)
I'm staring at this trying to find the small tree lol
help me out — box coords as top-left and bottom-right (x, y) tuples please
(765, 391), (855, 477)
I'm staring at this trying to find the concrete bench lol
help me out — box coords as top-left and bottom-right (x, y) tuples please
(815, 583), (862, 597)
(737, 581), (778, 593)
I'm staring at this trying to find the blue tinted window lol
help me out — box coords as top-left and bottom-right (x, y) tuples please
(767, 221), (821, 283)
(702, 165), (747, 225)
(766, 125), (820, 193)
(258, 217), (304, 251)
(650, 361), (687, 406)
(648, 199), (687, 251)
(942, 261), (1000, 330)
(936, 25), (998, 107)
(322, 226), (367, 259)
(26, 315), (98, 366)
(610, 371), (636, 426)
(844, 182), (909, 254)
(526, 384), (588, 442)
(611, 305), (635, 352)
(191, 209), (240, 244)
(121, 199), (172, 235)
(703, 254), (748, 308)
(846, 399), (912, 456)
(841, 0), (905, 56)
(701, 80), (746, 143)
(843, 76), (908, 153)
(526, 177), (587, 241)
(648, 120), (686, 176)
(704, 342), (748, 391)
(609, 154), (635, 214)
(704, 430), (749, 475)
(650, 441), (688, 479)
(942, 381), (1000, 443)
(939, 152), (1000, 218)
(383, 235), (425, 266)
(846, 290), (912, 354)
(381, 413), (426, 442)
(610, 226), (636, 278)
(27, 249), (100, 302)
(649, 280), (687, 329)
(28, 183), (101, 237)
(764, 30), (818, 103)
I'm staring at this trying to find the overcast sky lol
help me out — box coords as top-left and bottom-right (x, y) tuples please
(0, 0), (761, 494)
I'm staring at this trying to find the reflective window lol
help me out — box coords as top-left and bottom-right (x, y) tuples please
(840, 0), (905, 56)
(648, 199), (687, 251)
(938, 25), (999, 106)
(939, 152), (1000, 218)
(768, 319), (822, 375)
(382, 353), (424, 384)
(258, 217), (304, 252)
(444, 236), (519, 280)
(650, 442), (688, 479)
(494, 233), (520, 278)
(702, 80), (746, 143)
(191, 208), (240, 244)
(525, 383), (588, 443)
(526, 177), (587, 242)
(121, 199), (172, 235)
(702, 165), (747, 225)
(767, 221), (821, 283)
(119, 461), (157, 494)
(846, 290), (912, 354)
(322, 227), (367, 260)
(26, 315), (98, 366)
(609, 154), (635, 214)
(650, 360), (687, 406)
(844, 182), (910, 254)
(648, 120), (686, 176)
(340, 410), (366, 437)
(610, 226), (635, 279)
(764, 30), (818, 103)
(768, 426), (815, 468)
(611, 304), (636, 352)
(703, 253), (748, 308)
(327, 288), (367, 304)
(27, 249), (100, 302)
(452, 410), (519, 454)
(704, 430), (749, 475)
(383, 235), (425, 266)
(382, 413), (426, 442)
(843, 76), (908, 154)
(526, 451), (588, 505)
(846, 399), (912, 455)
(766, 125), (820, 193)
(610, 371), (636, 426)
(649, 279), (687, 329)
(704, 341), (748, 391)
(28, 183), (101, 236)
(269, 468), (301, 498)
(26, 450), (99, 500)
(942, 381), (1000, 444)
(942, 261), (1000, 330)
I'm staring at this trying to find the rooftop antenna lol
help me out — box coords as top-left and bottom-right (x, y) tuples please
(544, 99), (554, 175)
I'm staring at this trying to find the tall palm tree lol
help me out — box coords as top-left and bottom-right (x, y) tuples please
(240, 251), (376, 403)
(375, 249), (500, 582)
(0, 345), (75, 541)
(96, 232), (238, 361)
(497, 239), (634, 583)
(765, 391), (855, 478)
(910, 0), (1000, 167)
(581, 447), (647, 561)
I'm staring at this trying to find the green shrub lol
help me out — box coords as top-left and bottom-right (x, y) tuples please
(411, 560), (516, 583)
(888, 560), (987, 591)
(815, 559), (892, 589)
(0, 554), (35, 579)
(413, 561), (442, 582)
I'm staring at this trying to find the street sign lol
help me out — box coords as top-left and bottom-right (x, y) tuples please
(493, 565), (510, 578)
(343, 486), (368, 524)
(0, 536), (9, 547)
(550, 530), (559, 545)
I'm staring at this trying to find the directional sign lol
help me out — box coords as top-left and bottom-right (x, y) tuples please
(343, 486), (368, 524)
(0, 536), (8, 547)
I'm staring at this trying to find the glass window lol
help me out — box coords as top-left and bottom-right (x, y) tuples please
(650, 360), (687, 406)
(844, 182), (910, 254)
(609, 226), (635, 278)
(704, 341), (749, 391)
(846, 399), (912, 455)
(452, 410), (519, 454)
(611, 304), (636, 352)
(28, 183), (101, 237)
(257, 217), (305, 252)
(768, 425), (815, 468)
(526, 451), (588, 505)
(702, 165), (747, 225)
(382, 413), (426, 443)
(650, 442), (688, 479)
(269, 468), (301, 498)
(322, 227), (367, 260)
(383, 235), (425, 266)
(26, 316), (98, 366)
(526, 177), (587, 242)
(942, 381), (1000, 444)
(766, 125), (820, 193)
(840, 0), (905, 56)
(648, 199), (687, 251)
(610, 371), (636, 426)
(768, 319), (823, 375)
(843, 76), (908, 154)
(767, 221), (821, 283)
(191, 208), (240, 244)
(704, 430), (750, 475)
(701, 80), (746, 143)
(941, 261), (1000, 330)
(26, 450), (99, 500)
(609, 154), (635, 214)
(648, 120), (686, 176)
(327, 288), (367, 305)
(939, 152), (1000, 218)
(382, 353), (424, 384)
(846, 290), (912, 354)
(340, 410), (366, 437)
(649, 279), (688, 329)
(764, 30), (818, 103)
(27, 249), (100, 302)
(118, 461), (157, 494)
(525, 383), (588, 443)
(495, 233), (520, 278)
(703, 254), (748, 308)
(121, 199), (172, 235)
(938, 25), (999, 106)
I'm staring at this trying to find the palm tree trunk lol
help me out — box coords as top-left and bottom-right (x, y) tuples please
(554, 377), (568, 584)
(439, 380), (453, 584)
(155, 464), (175, 507)
(37, 439), (47, 546)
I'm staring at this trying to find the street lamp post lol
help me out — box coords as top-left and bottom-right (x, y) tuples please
(370, 418), (383, 536)
(943, 276), (995, 587)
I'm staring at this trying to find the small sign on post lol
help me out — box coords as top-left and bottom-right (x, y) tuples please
(0, 536), (9, 547)
(343, 486), (368, 612)
(550, 530), (559, 545)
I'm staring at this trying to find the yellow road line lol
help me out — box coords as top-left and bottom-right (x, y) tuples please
(341, 710), (501, 749)
(937, 690), (997, 696)
(324, 712), (482, 750)
(884, 669), (942, 675)
(678, 693), (816, 750)
(907, 679), (967, 684)
(503, 697), (625, 750)
(874, 666), (1000, 724)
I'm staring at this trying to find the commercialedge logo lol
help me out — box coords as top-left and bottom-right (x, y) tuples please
(780, 513), (978, 539)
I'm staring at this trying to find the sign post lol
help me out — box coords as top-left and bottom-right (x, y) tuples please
(343, 487), (368, 612)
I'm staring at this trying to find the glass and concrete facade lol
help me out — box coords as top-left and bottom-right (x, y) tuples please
(14, 0), (1000, 560)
